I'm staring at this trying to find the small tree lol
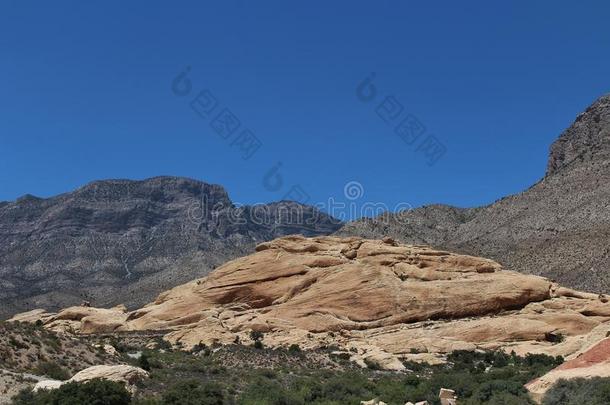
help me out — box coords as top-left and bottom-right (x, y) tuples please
(250, 330), (264, 349)
(34, 360), (71, 381)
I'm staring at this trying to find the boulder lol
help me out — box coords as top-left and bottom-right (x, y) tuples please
(31, 365), (149, 394)
(439, 388), (457, 405)
(33, 380), (63, 392)
(361, 399), (387, 405)
(70, 365), (148, 385)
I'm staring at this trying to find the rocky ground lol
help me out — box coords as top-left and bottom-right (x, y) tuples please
(0, 321), (118, 404)
(1, 331), (565, 404)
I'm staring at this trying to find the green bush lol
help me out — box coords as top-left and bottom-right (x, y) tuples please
(542, 377), (610, 405)
(288, 344), (301, 355)
(12, 379), (131, 405)
(34, 361), (71, 381)
(463, 380), (533, 404)
(162, 380), (227, 405)
(138, 352), (151, 371)
(51, 348), (562, 404)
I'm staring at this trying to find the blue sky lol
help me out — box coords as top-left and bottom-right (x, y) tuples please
(1, 1), (609, 214)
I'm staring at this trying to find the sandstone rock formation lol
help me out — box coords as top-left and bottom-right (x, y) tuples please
(34, 365), (149, 393)
(13, 236), (610, 369)
(526, 337), (610, 403)
(3, 95), (609, 322)
(439, 388), (457, 405)
(338, 94), (610, 295)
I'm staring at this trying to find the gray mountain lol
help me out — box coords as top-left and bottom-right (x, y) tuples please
(0, 176), (341, 318)
(339, 94), (610, 293)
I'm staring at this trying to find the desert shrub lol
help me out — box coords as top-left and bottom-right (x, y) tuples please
(12, 379), (131, 405)
(191, 342), (209, 355)
(542, 377), (610, 405)
(238, 370), (377, 405)
(152, 337), (173, 351)
(138, 352), (151, 371)
(34, 360), (71, 380)
(238, 377), (306, 405)
(463, 380), (533, 404)
(131, 399), (162, 405)
(108, 337), (128, 353)
(162, 380), (227, 405)
(288, 344), (301, 355)
(8, 336), (28, 350)
(363, 357), (382, 370)
(101, 348), (565, 404)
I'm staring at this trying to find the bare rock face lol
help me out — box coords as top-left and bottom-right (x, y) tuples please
(15, 236), (610, 369)
(70, 365), (149, 385)
(526, 338), (610, 403)
(0, 176), (340, 319)
(547, 94), (610, 176)
(339, 94), (610, 294)
(33, 365), (149, 394)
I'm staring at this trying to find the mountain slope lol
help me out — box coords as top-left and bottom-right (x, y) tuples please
(339, 94), (610, 293)
(0, 176), (341, 318)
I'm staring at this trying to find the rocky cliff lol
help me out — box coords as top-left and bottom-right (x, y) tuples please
(0, 177), (340, 318)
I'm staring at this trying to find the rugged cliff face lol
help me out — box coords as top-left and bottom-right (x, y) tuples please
(547, 94), (610, 176)
(13, 236), (610, 370)
(339, 94), (610, 293)
(0, 177), (340, 318)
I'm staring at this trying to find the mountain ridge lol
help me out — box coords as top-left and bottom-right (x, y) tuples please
(0, 176), (341, 319)
(338, 94), (610, 293)
(2, 94), (609, 318)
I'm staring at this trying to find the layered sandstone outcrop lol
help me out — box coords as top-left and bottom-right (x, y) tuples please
(12, 236), (610, 368)
(526, 337), (610, 402)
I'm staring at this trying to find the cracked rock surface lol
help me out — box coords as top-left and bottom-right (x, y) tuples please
(13, 235), (610, 369)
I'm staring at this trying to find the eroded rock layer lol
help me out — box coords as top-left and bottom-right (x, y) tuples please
(526, 338), (610, 402)
(12, 236), (610, 369)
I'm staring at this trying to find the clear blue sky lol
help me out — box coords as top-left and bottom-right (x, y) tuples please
(1, 1), (609, 213)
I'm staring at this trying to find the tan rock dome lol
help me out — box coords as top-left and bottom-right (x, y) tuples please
(12, 235), (610, 368)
